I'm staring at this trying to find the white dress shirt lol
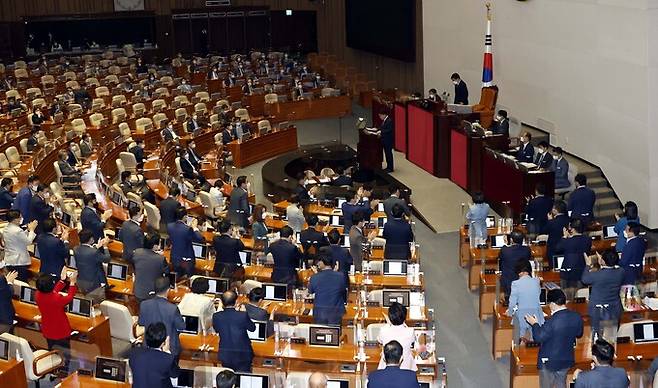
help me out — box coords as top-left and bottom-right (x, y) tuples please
(2, 223), (36, 266)
(377, 323), (417, 371)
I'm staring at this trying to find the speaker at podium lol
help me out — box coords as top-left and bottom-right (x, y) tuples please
(356, 117), (383, 172)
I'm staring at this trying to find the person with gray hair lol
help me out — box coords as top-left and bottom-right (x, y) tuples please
(308, 371), (328, 388)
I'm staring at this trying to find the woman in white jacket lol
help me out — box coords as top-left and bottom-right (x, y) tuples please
(377, 302), (417, 371)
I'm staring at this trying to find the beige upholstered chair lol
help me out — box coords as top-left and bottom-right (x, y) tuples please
(257, 120), (272, 134)
(195, 91), (210, 102)
(0, 333), (64, 385)
(234, 108), (250, 121)
(71, 118), (87, 136)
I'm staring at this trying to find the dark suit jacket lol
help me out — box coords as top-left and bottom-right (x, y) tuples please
(212, 308), (255, 369)
(492, 119), (509, 136)
(534, 151), (554, 170)
(327, 244), (353, 278)
(133, 248), (169, 300)
(129, 145), (144, 165)
(554, 157), (570, 189)
(159, 197), (181, 228)
(37, 233), (69, 276)
(74, 244), (110, 293)
(188, 148), (201, 168)
(267, 239), (303, 285)
(498, 244), (532, 293)
(454, 80), (469, 105)
(162, 127), (176, 142)
(167, 221), (204, 267)
(79, 141), (92, 157)
(0, 275), (15, 325)
(341, 201), (372, 233)
(180, 157), (197, 179)
(380, 116), (394, 146)
(222, 129), (234, 144)
(129, 346), (179, 388)
(67, 150), (78, 166)
(28, 194), (53, 233)
(517, 143), (535, 163)
(0, 187), (14, 209)
(620, 237), (647, 285)
(299, 228), (328, 258)
(212, 234), (246, 270)
(556, 235), (591, 281)
(568, 186), (596, 222)
(531, 308), (584, 371)
(383, 218), (413, 260)
(139, 296), (185, 356)
(581, 266), (625, 322)
(525, 195), (554, 234)
(58, 160), (77, 176)
(186, 120), (200, 134)
(81, 207), (105, 241)
(118, 219), (144, 261)
(308, 269), (347, 325)
(383, 195), (410, 219)
(294, 184), (311, 206)
(574, 365), (629, 388)
(228, 187), (249, 227)
(332, 175), (353, 187)
(367, 366), (420, 388)
(13, 187), (32, 222)
(546, 214), (571, 262)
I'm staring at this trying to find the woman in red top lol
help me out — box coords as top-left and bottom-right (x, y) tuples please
(35, 267), (77, 369)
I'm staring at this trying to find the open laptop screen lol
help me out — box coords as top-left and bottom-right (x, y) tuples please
(0, 338), (9, 360)
(309, 325), (341, 347)
(490, 235), (506, 248)
(68, 297), (92, 317)
(383, 260), (407, 276)
(382, 290), (410, 307)
(327, 380), (349, 388)
(107, 262), (128, 280)
(263, 283), (287, 301)
(603, 225), (618, 239)
(634, 322), (658, 343)
(247, 320), (267, 342)
(192, 243), (208, 259)
(235, 373), (269, 388)
(94, 357), (128, 382)
(180, 315), (199, 334)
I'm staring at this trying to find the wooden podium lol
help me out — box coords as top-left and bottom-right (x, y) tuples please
(357, 129), (382, 171)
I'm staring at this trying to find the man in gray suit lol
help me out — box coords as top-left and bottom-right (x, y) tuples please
(383, 185), (410, 219)
(138, 277), (185, 357)
(74, 229), (111, 304)
(228, 175), (249, 228)
(133, 233), (170, 302)
(581, 250), (625, 339)
(118, 206), (145, 262)
(349, 211), (376, 272)
(573, 339), (629, 387)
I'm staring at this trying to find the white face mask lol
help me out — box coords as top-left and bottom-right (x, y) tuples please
(623, 230), (629, 239)
(453, 80), (459, 85)
(43, 192), (50, 199)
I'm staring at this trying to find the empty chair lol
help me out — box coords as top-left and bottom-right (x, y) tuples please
(26, 87), (42, 98)
(14, 68), (29, 79)
(257, 120), (272, 134)
(198, 191), (225, 219)
(99, 300), (143, 343)
(195, 91), (210, 102)
(95, 85), (110, 97)
(174, 157), (183, 176)
(285, 372), (313, 388)
(234, 108), (250, 121)
(111, 94), (126, 107)
(65, 80), (79, 90)
(63, 71), (76, 81)
(209, 114), (219, 125)
(132, 102), (146, 117)
(135, 117), (153, 133)
(108, 65), (121, 75)
(321, 87), (335, 97)
(89, 113), (105, 127)
(41, 74), (55, 87)
(0, 154), (16, 177)
(0, 333), (65, 386)
(264, 93), (278, 104)
(174, 95), (189, 106)
(71, 118), (87, 136)
(120, 152), (138, 173)
(19, 138), (29, 153)
(127, 192), (144, 209)
(175, 107), (188, 122)
(91, 98), (105, 111)
(152, 99), (167, 111)
(118, 122), (132, 139)
(160, 76), (174, 86)
(155, 87), (169, 97)
(111, 107), (127, 124)
(5, 146), (23, 166)
(105, 74), (119, 84)
(86, 77), (100, 87)
(194, 102), (207, 115)
(143, 202), (162, 232)
(152, 113), (168, 129)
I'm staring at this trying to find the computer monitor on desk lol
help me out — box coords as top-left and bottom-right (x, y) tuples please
(327, 380), (349, 388)
(490, 234), (506, 248)
(247, 320), (267, 342)
(262, 283), (287, 301)
(383, 290), (410, 307)
(172, 369), (194, 387)
(68, 297), (92, 317)
(180, 315), (199, 335)
(383, 260), (407, 276)
(192, 243), (208, 260)
(20, 285), (37, 305)
(203, 277), (229, 296)
(603, 225), (618, 239)
(309, 325), (341, 347)
(633, 322), (658, 343)
(94, 357), (128, 383)
(0, 338), (9, 360)
(107, 262), (128, 280)
(236, 373), (269, 388)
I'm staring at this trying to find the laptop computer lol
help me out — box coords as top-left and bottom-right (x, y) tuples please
(603, 225), (618, 239)
(94, 357), (128, 383)
(377, 217), (387, 228)
(0, 338), (9, 360)
(203, 277), (230, 295)
(309, 325), (341, 347)
(192, 243), (208, 260)
(383, 260), (408, 276)
(172, 368), (194, 387)
(20, 285), (36, 305)
(61, 212), (73, 227)
(239, 251), (252, 265)
(262, 283), (288, 301)
(107, 262), (128, 280)
(235, 373), (269, 388)
(539, 288), (548, 306)
(247, 320), (267, 342)
(180, 315), (199, 335)
(490, 235), (506, 248)
(330, 215), (344, 227)
(486, 216), (496, 228)
(168, 272), (177, 289)
(377, 202), (385, 212)
(127, 199), (141, 212)
(633, 321), (658, 343)
(68, 297), (92, 317)
(382, 290), (410, 307)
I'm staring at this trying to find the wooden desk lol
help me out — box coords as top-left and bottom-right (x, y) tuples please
(0, 359), (28, 388)
(264, 95), (351, 122)
(227, 126), (298, 168)
(13, 301), (113, 357)
(59, 372), (130, 387)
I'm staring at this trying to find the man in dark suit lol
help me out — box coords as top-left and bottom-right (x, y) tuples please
(451, 73), (469, 105)
(139, 277), (185, 357)
(308, 255), (347, 325)
(620, 222), (646, 285)
(118, 207), (144, 262)
(57, 150), (80, 183)
(383, 204), (414, 260)
(546, 200), (571, 265)
(186, 141), (202, 168)
(168, 207), (204, 277)
(581, 250), (625, 338)
(556, 218), (592, 302)
(212, 290), (255, 372)
(228, 176), (250, 228)
(79, 134), (93, 158)
(534, 141), (554, 170)
(28, 184), (53, 235)
(186, 115), (201, 134)
(160, 187), (182, 231)
(572, 339), (629, 388)
(74, 229), (111, 302)
(0, 178), (15, 210)
(526, 289), (584, 388)
(498, 230), (532, 298)
(244, 287), (274, 337)
(13, 175), (39, 224)
(37, 219), (69, 276)
(383, 185), (411, 219)
(568, 174), (596, 224)
(516, 132), (535, 163)
(129, 139), (145, 167)
(525, 183), (554, 235)
(0, 270), (17, 334)
(222, 125), (235, 145)
(267, 226), (303, 286)
(367, 340), (420, 388)
(553, 147), (570, 190)
(179, 150), (201, 182)
(377, 112), (395, 172)
(133, 233), (169, 302)
(342, 190), (374, 234)
(331, 166), (353, 187)
(323, 229), (353, 286)
(212, 220), (245, 278)
(293, 174), (311, 206)
(80, 194), (112, 242)
(492, 110), (510, 136)
(161, 122), (178, 142)
(299, 215), (329, 262)
(129, 322), (180, 388)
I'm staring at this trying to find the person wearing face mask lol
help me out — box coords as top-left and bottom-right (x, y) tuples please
(222, 123), (236, 144)
(123, 79), (134, 93)
(13, 175), (39, 224)
(492, 110), (509, 137)
(619, 222), (646, 286)
(186, 114), (201, 134)
(313, 74), (322, 89)
(555, 218), (592, 301)
(28, 184), (54, 235)
(177, 78), (192, 94)
(293, 80), (305, 101)
(525, 289), (584, 388)
(207, 65), (219, 80)
(552, 147), (570, 190)
(516, 132), (534, 163)
(534, 141), (554, 170)
(581, 250), (625, 340)
(186, 141), (202, 168)
(79, 133), (93, 158)
(161, 121), (178, 143)
(49, 97), (62, 117)
(427, 88), (439, 102)
(66, 142), (79, 166)
(179, 149), (201, 182)
(118, 206), (145, 262)
(242, 78), (254, 95)
(37, 218), (70, 277)
(300, 64), (309, 76)
(57, 149), (80, 183)
(74, 229), (111, 303)
(80, 193), (113, 242)
(571, 339), (629, 388)
(451, 73), (469, 105)
(0, 177), (15, 211)
(3, 210), (38, 281)
(31, 107), (45, 128)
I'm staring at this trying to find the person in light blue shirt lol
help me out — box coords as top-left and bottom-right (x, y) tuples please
(465, 191), (490, 246)
(507, 260), (544, 344)
(613, 201), (639, 253)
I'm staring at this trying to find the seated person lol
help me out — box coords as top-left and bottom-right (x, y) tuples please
(0, 177), (15, 210)
(524, 182), (554, 235)
(178, 277), (216, 334)
(67, 142), (79, 166)
(244, 287), (274, 337)
(31, 107), (45, 127)
(534, 141), (554, 170)
(129, 139), (145, 167)
(27, 128), (39, 151)
(492, 110), (510, 136)
(177, 79), (192, 94)
(79, 134), (93, 158)
(516, 132), (534, 163)
(186, 141), (202, 169)
(331, 166), (353, 187)
(56, 150), (81, 183)
(186, 114), (202, 134)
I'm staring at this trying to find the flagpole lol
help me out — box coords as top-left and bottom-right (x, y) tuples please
(482, 2), (494, 87)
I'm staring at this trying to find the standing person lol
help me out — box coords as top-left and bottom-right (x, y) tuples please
(382, 185), (411, 219)
(465, 192), (490, 247)
(285, 195), (305, 233)
(525, 289), (584, 388)
(228, 176), (249, 228)
(525, 183), (554, 235)
(620, 222), (646, 285)
(556, 218), (592, 301)
(451, 73), (469, 105)
(12, 175), (39, 223)
(250, 204), (268, 247)
(568, 174), (596, 225)
(160, 187), (182, 230)
(37, 219), (70, 276)
(376, 112), (395, 172)
(546, 200), (571, 266)
(349, 211), (377, 272)
(80, 194), (113, 242)
(118, 206), (144, 262)
(367, 341), (420, 388)
(382, 204), (414, 260)
(2, 210), (37, 281)
(507, 261), (543, 344)
(212, 219), (245, 278)
(299, 214), (329, 261)
(376, 303), (416, 371)
(342, 189), (376, 234)
(498, 230), (533, 299)
(212, 290), (255, 372)
(516, 132), (535, 163)
(74, 229), (111, 303)
(267, 226), (303, 286)
(178, 277), (216, 334)
(138, 277), (185, 358)
(132, 233), (169, 303)
(581, 250), (625, 340)
(28, 184), (54, 234)
(129, 322), (180, 388)
(553, 147), (570, 190)
(572, 339), (629, 388)
(0, 270), (18, 334)
(168, 207), (204, 277)
(324, 229), (353, 286)
(308, 255), (346, 325)
(613, 201), (639, 253)
(35, 268), (78, 371)
(0, 178), (15, 210)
